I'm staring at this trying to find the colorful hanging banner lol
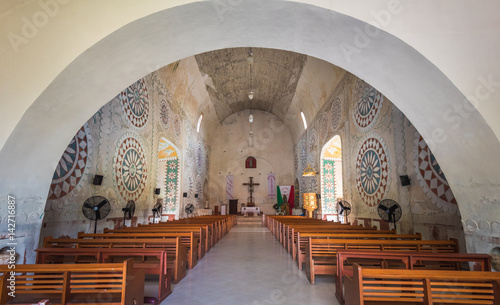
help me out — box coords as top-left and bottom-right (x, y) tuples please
(226, 175), (234, 200)
(268, 173), (276, 199)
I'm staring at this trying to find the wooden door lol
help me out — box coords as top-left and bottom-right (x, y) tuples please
(229, 199), (238, 215)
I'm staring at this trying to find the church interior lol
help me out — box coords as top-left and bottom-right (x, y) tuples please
(1, 1), (500, 304)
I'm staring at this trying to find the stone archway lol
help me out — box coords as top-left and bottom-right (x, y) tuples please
(1, 1), (499, 260)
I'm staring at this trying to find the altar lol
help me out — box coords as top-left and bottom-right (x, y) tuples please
(195, 208), (212, 216)
(241, 206), (260, 215)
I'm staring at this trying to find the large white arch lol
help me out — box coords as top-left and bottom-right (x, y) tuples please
(1, 1), (499, 257)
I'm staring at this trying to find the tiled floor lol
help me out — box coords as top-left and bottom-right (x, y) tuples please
(150, 224), (339, 305)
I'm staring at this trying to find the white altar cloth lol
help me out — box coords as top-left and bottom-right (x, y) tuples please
(241, 207), (260, 215)
(195, 208), (212, 216)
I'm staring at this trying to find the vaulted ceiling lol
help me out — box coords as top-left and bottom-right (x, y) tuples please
(195, 48), (308, 124)
(160, 47), (347, 144)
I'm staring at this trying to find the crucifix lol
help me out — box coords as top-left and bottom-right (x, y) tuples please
(243, 177), (259, 206)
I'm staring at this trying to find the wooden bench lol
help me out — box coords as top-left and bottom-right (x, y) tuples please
(43, 236), (187, 284)
(285, 226), (384, 254)
(143, 216), (232, 245)
(293, 230), (401, 265)
(35, 248), (173, 302)
(344, 263), (500, 305)
(336, 250), (492, 304)
(0, 259), (144, 305)
(295, 232), (421, 270)
(305, 238), (459, 284)
(78, 231), (198, 270)
(105, 225), (209, 255)
(282, 223), (374, 249)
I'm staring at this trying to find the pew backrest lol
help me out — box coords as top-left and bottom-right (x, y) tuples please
(0, 259), (144, 305)
(344, 263), (500, 305)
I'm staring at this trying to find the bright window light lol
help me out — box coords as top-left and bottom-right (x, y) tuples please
(197, 114), (203, 133)
(301, 111), (307, 130)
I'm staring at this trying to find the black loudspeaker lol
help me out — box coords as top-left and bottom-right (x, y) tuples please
(183, 193), (188, 197)
(400, 175), (411, 186)
(93, 175), (103, 186)
(195, 194), (199, 198)
(154, 188), (161, 195)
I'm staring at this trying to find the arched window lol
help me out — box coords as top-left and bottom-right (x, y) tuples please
(158, 138), (180, 217)
(320, 135), (343, 221)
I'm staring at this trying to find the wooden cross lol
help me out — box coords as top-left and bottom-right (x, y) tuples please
(243, 177), (259, 204)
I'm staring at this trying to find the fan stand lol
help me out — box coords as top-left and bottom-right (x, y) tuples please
(339, 212), (347, 224)
(93, 218), (98, 234)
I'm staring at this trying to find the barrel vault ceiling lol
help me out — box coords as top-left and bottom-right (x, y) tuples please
(159, 47), (347, 143)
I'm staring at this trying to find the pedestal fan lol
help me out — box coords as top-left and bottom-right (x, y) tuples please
(122, 200), (135, 227)
(185, 203), (195, 217)
(337, 200), (351, 223)
(152, 202), (162, 223)
(82, 196), (111, 233)
(377, 199), (402, 230)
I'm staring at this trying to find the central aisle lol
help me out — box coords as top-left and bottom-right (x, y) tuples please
(157, 223), (339, 305)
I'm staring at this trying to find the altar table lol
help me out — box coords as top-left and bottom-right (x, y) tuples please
(241, 207), (260, 215)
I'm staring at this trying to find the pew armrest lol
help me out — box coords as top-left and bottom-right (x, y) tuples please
(124, 269), (145, 305)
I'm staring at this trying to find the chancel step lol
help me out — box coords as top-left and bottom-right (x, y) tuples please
(237, 215), (263, 225)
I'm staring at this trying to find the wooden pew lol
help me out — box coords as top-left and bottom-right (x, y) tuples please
(105, 225), (209, 255)
(336, 250), (492, 304)
(145, 215), (234, 244)
(78, 231), (198, 270)
(282, 223), (372, 249)
(43, 236), (187, 284)
(35, 247), (173, 302)
(305, 237), (459, 284)
(153, 214), (235, 243)
(0, 259), (144, 305)
(293, 230), (399, 264)
(344, 263), (500, 305)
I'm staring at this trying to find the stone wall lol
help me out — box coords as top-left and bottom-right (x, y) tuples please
(294, 73), (465, 249)
(40, 66), (210, 243)
(208, 110), (294, 215)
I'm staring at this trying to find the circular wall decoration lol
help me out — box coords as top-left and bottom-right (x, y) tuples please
(159, 99), (170, 130)
(330, 97), (342, 131)
(414, 133), (458, 213)
(48, 124), (91, 200)
(120, 79), (150, 129)
(352, 80), (383, 132)
(355, 133), (390, 207)
(174, 114), (182, 140)
(114, 133), (148, 202)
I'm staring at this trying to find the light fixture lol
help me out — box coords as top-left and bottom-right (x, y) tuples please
(248, 91), (254, 100)
(249, 113), (254, 123)
(302, 164), (317, 176)
(247, 51), (254, 64)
